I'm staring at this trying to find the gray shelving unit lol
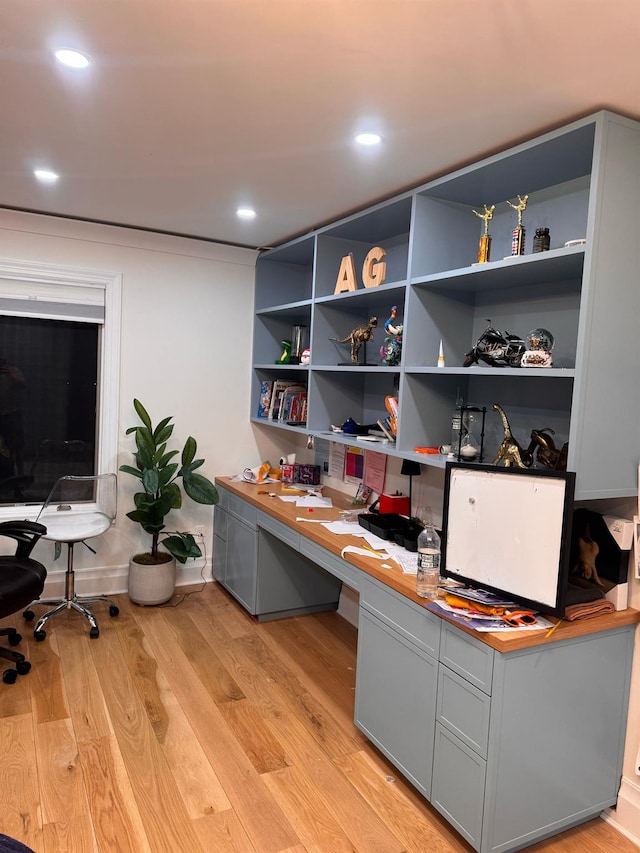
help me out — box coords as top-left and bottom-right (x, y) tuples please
(252, 110), (640, 499)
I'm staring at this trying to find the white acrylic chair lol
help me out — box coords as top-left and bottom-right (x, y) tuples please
(24, 473), (119, 639)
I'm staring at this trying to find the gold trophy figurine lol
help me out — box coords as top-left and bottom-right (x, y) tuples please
(472, 204), (495, 264)
(506, 194), (528, 256)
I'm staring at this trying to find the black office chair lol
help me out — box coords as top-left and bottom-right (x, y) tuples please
(0, 521), (47, 684)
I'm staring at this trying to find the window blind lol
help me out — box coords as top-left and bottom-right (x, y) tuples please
(0, 279), (104, 323)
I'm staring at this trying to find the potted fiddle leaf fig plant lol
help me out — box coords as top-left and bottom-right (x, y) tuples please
(120, 398), (218, 604)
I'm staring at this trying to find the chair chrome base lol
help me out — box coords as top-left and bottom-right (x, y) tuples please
(24, 540), (119, 640)
(28, 594), (119, 639)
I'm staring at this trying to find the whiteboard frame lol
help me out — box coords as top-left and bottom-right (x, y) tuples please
(441, 462), (576, 616)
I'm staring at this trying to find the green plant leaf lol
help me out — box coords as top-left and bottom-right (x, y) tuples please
(142, 468), (160, 495)
(154, 423), (174, 446)
(162, 481), (182, 510)
(158, 450), (179, 467)
(119, 464), (142, 479)
(162, 533), (202, 564)
(133, 399), (152, 430)
(182, 471), (218, 505)
(153, 416), (173, 441)
(182, 436), (196, 467)
(158, 463), (178, 487)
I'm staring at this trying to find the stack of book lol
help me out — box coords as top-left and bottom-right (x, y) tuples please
(257, 380), (307, 424)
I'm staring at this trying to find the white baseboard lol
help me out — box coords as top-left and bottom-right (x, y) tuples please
(39, 557), (212, 600)
(603, 777), (640, 848)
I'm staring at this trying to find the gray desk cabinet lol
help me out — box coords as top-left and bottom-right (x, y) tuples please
(213, 483), (637, 853)
(357, 599), (635, 853)
(213, 485), (341, 620)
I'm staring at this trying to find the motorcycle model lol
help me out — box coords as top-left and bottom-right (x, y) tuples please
(463, 320), (526, 368)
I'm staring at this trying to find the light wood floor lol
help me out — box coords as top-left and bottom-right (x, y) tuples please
(0, 581), (636, 853)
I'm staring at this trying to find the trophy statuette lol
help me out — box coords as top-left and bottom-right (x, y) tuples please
(472, 204), (495, 264)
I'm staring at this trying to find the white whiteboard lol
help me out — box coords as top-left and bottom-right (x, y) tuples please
(443, 468), (569, 608)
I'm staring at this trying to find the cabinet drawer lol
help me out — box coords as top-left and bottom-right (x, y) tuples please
(432, 722), (486, 851)
(361, 579), (440, 659)
(436, 664), (491, 759)
(257, 510), (300, 550)
(218, 488), (257, 529)
(440, 623), (494, 695)
(300, 538), (361, 590)
(213, 504), (227, 540)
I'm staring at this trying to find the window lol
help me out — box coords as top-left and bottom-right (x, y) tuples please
(0, 260), (121, 514)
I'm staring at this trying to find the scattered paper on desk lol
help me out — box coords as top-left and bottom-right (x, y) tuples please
(341, 545), (387, 560)
(362, 532), (390, 550)
(296, 495), (333, 508)
(474, 615), (554, 632)
(295, 517), (329, 523)
(431, 600), (554, 631)
(321, 520), (368, 535)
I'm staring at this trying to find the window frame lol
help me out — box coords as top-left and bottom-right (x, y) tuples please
(0, 258), (121, 520)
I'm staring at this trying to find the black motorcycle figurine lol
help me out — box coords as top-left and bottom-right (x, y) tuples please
(463, 320), (526, 368)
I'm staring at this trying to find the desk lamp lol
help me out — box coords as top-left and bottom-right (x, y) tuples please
(400, 459), (421, 518)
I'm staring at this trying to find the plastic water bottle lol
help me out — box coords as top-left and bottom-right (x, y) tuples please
(416, 508), (441, 599)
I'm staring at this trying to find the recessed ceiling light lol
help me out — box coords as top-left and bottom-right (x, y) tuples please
(355, 132), (382, 146)
(237, 208), (257, 220)
(34, 169), (60, 184)
(54, 48), (91, 69)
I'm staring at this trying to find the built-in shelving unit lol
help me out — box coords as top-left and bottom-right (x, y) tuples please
(252, 110), (640, 500)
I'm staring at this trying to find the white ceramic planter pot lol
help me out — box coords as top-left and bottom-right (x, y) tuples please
(128, 554), (176, 605)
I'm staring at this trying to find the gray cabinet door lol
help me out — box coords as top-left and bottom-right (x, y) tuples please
(225, 513), (258, 613)
(482, 626), (635, 853)
(355, 608), (438, 799)
(432, 722), (486, 850)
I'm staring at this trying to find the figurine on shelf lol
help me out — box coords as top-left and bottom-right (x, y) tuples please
(492, 404), (529, 468)
(330, 316), (378, 364)
(472, 203), (495, 263)
(380, 305), (404, 366)
(276, 339), (292, 364)
(521, 328), (554, 368)
(506, 194), (529, 256)
(300, 347), (310, 365)
(463, 319), (525, 368)
(524, 428), (568, 470)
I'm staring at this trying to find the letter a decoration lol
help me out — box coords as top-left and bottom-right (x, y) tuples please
(334, 254), (358, 294)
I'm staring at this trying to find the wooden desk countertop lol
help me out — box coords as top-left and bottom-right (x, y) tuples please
(215, 476), (640, 653)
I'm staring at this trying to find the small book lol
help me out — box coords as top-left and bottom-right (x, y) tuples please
(257, 380), (274, 418)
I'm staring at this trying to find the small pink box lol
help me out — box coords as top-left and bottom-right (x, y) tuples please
(281, 464), (295, 484)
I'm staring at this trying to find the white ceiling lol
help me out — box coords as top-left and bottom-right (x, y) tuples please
(3, 0), (639, 250)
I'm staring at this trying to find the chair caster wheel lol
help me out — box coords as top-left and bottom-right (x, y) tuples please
(2, 669), (18, 684)
(34, 630), (46, 642)
(16, 661), (31, 676)
(8, 633), (21, 646)
(23, 609), (35, 622)
(89, 627), (99, 639)
(109, 605), (119, 617)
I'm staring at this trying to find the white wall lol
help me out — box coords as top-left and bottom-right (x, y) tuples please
(0, 208), (259, 591)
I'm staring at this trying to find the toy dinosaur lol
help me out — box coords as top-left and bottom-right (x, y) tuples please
(492, 404), (528, 468)
(331, 316), (378, 364)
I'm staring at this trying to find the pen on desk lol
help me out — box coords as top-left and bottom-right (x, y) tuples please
(545, 618), (562, 638)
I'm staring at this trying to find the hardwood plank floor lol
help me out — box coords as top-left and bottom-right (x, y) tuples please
(0, 582), (636, 853)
